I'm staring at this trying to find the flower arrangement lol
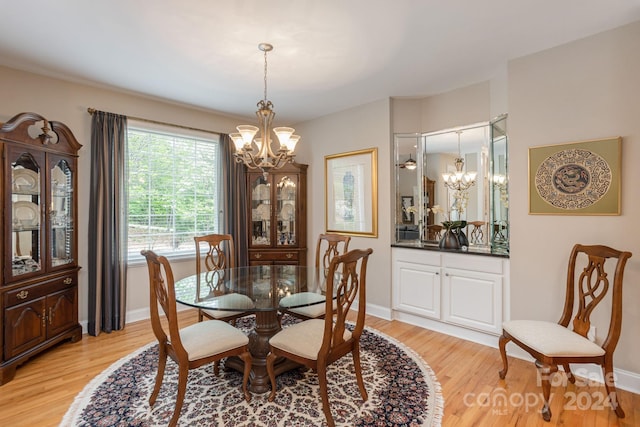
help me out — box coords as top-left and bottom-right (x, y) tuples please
(428, 204), (466, 230)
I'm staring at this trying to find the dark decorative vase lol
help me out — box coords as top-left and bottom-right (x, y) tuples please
(439, 228), (460, 250)
(454, 227), (469, 248)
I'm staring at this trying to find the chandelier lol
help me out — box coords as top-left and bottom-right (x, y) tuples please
(442, 130), (477, 191)
(231, 43), (299, 175)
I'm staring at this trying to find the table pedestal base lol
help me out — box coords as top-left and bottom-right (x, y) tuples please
(225, 310), (300, 394)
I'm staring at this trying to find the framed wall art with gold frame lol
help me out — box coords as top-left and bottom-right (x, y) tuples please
(325, 148), (378, 237)
(528, 137), (621, 215)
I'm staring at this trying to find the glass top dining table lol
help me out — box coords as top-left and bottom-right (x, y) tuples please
(174, 264), (332, 393)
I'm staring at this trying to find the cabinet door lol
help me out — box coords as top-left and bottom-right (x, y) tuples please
(4, 297), (46, 359)
(274, 173), (298, 247)
(249, 174), (272, 247)
(48, 155), (77, 270)
(393, 261), (441, 319)
(46, 287), (78, 338)
(6, 147), (46, 281)
(442, 268), (502, 334)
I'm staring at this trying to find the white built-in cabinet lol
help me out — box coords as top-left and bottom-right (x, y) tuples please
(392, 247), (508, 337)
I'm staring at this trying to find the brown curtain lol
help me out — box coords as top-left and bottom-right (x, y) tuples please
(88, 110), (128, 335)
(220, 134), (248, 266)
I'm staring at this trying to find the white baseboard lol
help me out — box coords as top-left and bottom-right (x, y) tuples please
(390, 310), (640, 395)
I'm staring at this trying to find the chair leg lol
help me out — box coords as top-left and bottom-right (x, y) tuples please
(149, 346), (167, 406)
(266, 352), (278, 402)
(562, 363), (575, 384)
(317, 364), (335, 427)
(169, 365), (189, 427)
(352, 345), (368, 401)
(239, 351), (252, 402)
(213, 361), (220, 376)
(498, 333), (510, 379)
(197, 309), (204, 322)
(535, 360), (557, 422)
(602, 360), (625, 418)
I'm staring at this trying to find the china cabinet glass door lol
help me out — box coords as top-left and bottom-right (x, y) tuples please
(10, 152), (43, 277)
(275, 175), (297, 247)
(50, 158), (75, 267)
(250, 175), (271, 246)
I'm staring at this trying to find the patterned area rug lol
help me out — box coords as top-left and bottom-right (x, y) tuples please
(61, 316), (443, 426)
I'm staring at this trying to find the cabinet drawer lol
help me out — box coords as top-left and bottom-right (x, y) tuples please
(250, 251), (299, 262)
(5, 274), (76, 307)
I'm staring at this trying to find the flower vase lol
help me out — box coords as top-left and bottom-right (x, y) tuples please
(439, 227), (460, 250)
(454, 227), (469, 248)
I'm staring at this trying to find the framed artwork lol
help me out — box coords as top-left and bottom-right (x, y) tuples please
(325, 148), (378, 237)
(529, 137), (621, 215)
(401, 196), (414, 223)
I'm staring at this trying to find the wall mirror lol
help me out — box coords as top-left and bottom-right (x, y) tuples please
(394, 114), (508, 254)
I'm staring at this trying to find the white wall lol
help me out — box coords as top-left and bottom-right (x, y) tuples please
(0, 66), (247, 324)
(294, 100), (393, 318)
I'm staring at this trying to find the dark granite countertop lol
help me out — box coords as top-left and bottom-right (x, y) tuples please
(391, 241), (510, 258)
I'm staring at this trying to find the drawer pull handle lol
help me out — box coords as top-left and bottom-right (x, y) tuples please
(286, 253), (294, 259)
(17, 290), (29, 300)
(42, 309), (46, 330)
(255, 253), (262, 259)
(49, 307), (53, 325)
(63, 277), (73, 285)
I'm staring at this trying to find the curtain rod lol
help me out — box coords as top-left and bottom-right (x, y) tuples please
(86, 108), (223, 135)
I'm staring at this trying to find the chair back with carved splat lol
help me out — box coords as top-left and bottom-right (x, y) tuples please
(498, 244), (632, 422)
(281, 233), (351, 321)
(194, 234), (253, 323)
(266, 248), (373, 427)
(142, 249), (252, 427)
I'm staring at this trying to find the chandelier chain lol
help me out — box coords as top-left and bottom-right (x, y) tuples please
(263, 48), (268, 102)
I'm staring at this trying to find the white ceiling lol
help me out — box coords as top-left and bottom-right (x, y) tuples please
(1, 1), (639, 124)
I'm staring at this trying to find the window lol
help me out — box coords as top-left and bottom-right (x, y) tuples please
(127, 122), (221, 261)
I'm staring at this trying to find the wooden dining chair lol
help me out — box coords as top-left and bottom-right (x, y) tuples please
(498, 244), (632, 422)
(266, 248), (373, 427)
(194, 234), (254, 323)
(281, 233), (351, 320)
(141, 250), (252, 427)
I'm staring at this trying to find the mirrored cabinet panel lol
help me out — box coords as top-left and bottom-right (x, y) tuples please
(490, 115), (509, 252)
(394, 114), (508, 254)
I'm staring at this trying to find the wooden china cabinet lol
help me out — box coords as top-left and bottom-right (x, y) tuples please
(0, 112), (82, 385)
(247, 163), (307, 266)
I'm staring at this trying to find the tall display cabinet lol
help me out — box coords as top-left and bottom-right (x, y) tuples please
(247, 163), (307, 266)
(0, 112), (82, 384)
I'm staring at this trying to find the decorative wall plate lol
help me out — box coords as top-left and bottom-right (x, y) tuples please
(280, 203), (294, 221)
(534, 148), (611, 210)
(256, 203), (270, 220)
(13, 168), (39, 194)
(253, 184), (270, 200)
(13, 201), (40, 226)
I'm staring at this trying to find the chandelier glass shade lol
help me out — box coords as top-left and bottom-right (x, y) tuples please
(231, 43), (299, 174)
(442, 130), (477, 191)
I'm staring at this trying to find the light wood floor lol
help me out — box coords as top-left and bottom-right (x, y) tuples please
(1, 310), (638, 427)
